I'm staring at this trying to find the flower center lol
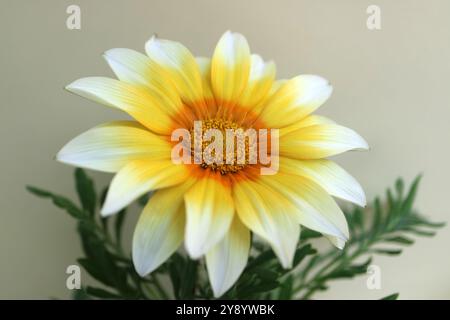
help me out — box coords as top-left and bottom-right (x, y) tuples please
(189, 119), (253, 175)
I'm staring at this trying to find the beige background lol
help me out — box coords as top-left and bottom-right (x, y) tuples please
(1, 0), (449, 299)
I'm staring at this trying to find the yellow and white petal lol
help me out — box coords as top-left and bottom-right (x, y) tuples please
(195, 57), (216, 114)
(101, 160), (189, 216)
(258, 75), (333, 128)
(233, 180), (300, 268)
(103, 48), (181, 111)
(184, 176), (235, 259)
(238, 54), (276, 108)
(280, 158), (366, 207)
(65, 77), (176, 134)
(56, 121), (171, 173)
(145, 36), (204, 107)
(279, 115), (335, 137)
(252, 79), (287, 115)
(259, 173), (349, 247)
(132, 182), (192, 276)
(206, 216), (250, 298)
(280, 124), (369, 159)
(211, 31), (251, 108)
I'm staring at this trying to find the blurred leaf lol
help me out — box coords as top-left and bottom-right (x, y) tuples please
(179, 259), (198, 299)
(27, 186), (85, 219)
(72, 287), (91, 300)
(86, 286), (121, 299)
(373, 249), (402, 256)
(293, 244), (317, 267)
(278, 275), (293, 299)
(114, 209), (127, 245)
(384, 236), (414, 245)
(300, 229), (322, 240)
(381, 293), (399, 300)
(75, 168), (96, 216)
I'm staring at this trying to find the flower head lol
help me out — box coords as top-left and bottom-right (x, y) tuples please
(57, 31), (368, 297)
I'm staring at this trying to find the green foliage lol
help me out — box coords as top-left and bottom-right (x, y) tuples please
(28, 171), (444, 300)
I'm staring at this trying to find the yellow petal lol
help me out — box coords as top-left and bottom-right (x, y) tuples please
(238, 54), (276, 108)
(206, 215), (250, 298)
(132, 181), (193, 276)
(103, 48), (182, 113)
(258, 75), (332, 128)
(195, 57), (216, 115)
(259, 173), (349, 246)
(145, 36), (204, 109)
(279, 115), (335, 137)
(101, 160), (189, 216)
(280, 124), (369, 159)
(251, 79), (287, 116)
(65, 77), (178, 134)
(56, 121), (171, 173)
(233, 179), (300, 268)
(184, 175), (234, 259)
(211, 31), (251, 110)
(280, 158), (366, 206)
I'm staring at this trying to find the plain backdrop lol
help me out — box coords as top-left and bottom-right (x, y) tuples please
(1, 0), (449, 299)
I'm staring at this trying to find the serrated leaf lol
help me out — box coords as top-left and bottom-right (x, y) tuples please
(27, 186), (85, 219)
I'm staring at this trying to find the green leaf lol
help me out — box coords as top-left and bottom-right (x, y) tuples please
(373, 249), (402, 256)
(239, 280), (279, 297)
(169, 254), (184, 299)
(395, 178), (404, 199)
(86, 286), (121, 299)
(381, 293), (399, 300)
(384, 236), (414, 245)
(114, 209), (127, 245)
(246, 250), (276, 270)
(251, 267), (279, 281)
(179, 258), (198, 299)
(300, 229), (322, 240)
(293, 244), (317, 267)
(72, 287), (91, 300)
(278, 275), (293, 299)
(27, 186), (85, 219)
(77, 222), (132, 296)
(401, 175), (421, 213)
(75, 168), (97, 216)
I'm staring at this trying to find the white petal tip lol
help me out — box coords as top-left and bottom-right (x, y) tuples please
(65, 79), (84, 93)
(100, 205), (117, 217)
(132, 253), (155, 278)
(185, 243), (205, 260)
(212, 288), (226, 298)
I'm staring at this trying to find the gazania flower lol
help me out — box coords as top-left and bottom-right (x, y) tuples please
(57, 31), (368, 297)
